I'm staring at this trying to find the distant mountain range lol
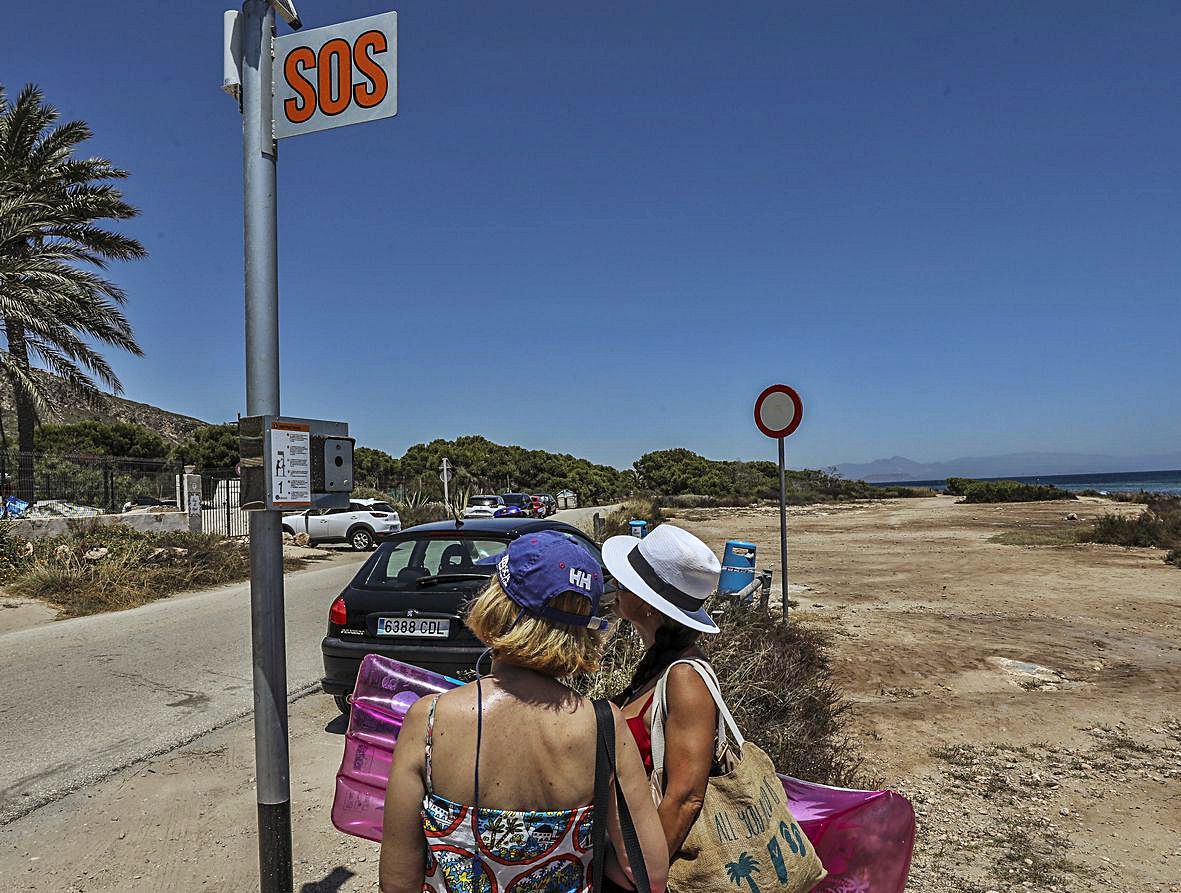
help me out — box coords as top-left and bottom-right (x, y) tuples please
(835, 452), (1181, 483)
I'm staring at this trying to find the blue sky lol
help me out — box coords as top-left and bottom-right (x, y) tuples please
(4, 1), (1179, 470)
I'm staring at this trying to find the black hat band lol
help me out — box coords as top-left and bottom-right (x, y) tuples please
(627, 547), (707, 614)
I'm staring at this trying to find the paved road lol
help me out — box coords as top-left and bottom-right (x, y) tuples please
(0, 506), (622, 826)
(551, 503), (622, 531)
(0, 556), (366, 824)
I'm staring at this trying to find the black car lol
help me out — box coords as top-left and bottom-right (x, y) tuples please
(320, 517), (605, 712)
(499, 492), (535, 517)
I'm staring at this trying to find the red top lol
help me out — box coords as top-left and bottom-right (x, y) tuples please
(624, 693), (656, 773)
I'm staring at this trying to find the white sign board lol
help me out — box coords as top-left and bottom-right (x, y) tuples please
(273, 11), (397, 140)
(270, 420), (311, 507)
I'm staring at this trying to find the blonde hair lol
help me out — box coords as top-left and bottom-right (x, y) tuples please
(465, 577), (607, 677)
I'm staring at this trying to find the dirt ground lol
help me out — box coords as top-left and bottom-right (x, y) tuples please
(671, 495), (1181, 893)
(2, 495), (1178, 892)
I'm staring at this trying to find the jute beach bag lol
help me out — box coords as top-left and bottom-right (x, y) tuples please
(650, 659), (827, 893)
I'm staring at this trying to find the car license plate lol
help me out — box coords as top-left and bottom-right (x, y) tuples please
(376, 617), (450, 638)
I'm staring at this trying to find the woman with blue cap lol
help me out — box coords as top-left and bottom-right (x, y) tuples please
(380, 529), (669, 893)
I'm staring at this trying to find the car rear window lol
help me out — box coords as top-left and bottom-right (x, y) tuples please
(363, 537), (508, 590)
(369, 502), (396, 513)
(501, 494), (529, 507)
(469, 496), (499, 507)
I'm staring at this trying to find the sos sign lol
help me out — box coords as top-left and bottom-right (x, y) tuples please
(273, 12), (397, 140)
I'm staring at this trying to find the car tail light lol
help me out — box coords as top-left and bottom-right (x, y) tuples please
(329, 596), (348, 626)
(369, 512), (388, 518)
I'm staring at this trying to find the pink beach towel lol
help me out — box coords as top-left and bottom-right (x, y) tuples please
(332, 655), (915, 893)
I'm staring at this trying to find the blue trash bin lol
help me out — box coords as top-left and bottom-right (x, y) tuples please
(628, 519), (648, 538)
(719, 540), (757, 602)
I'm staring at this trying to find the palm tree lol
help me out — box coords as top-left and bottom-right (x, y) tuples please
(726, 851), (764, 893)
(0, 84), (146, 500)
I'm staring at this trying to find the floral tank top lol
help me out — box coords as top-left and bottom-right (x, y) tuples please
(421, 696), (596, 893)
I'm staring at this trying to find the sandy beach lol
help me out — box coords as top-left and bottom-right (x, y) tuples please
(2, 495), (1177, 892)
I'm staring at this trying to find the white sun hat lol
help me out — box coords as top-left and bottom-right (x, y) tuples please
(601, 524), (722, 633)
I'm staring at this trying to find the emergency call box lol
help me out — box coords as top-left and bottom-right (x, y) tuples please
(239, 415), (354, 511)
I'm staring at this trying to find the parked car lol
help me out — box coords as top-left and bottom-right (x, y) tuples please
(282, 498), (402, 551)
(539, 494), (557, 516)
(320, 517), (606, 712)
(463, 494), (504, 519)
(499, 492), (535, 517)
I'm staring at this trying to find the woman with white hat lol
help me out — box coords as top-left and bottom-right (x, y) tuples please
(601, 524), (723, 881)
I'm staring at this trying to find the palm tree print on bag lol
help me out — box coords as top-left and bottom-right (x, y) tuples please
(726, 852), (764, 893)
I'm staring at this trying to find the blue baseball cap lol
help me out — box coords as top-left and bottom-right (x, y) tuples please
(488, 530), (608, 632)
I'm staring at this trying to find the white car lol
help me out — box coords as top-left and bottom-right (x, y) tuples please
(282, 498), (401, 550)
(463, 495), (505, 518)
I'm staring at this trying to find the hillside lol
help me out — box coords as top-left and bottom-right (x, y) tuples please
(0, 371), (207, 446)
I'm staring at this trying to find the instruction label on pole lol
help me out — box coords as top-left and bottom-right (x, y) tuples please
(270, 420), (311, 507)
(273, 11), (398, 140)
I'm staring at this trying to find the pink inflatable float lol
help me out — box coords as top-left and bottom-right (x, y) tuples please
(332, 655), (915, 893)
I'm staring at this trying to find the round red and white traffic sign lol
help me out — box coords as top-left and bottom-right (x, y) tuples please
(754, 384), (803, 439)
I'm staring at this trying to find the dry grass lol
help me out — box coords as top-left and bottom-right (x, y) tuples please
(989, 527), (1084, 546)
(0, 524), (313, 617)
(597, 498), (666, 540)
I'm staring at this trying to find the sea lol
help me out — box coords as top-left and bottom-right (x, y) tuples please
(874, 469), (1181, 496)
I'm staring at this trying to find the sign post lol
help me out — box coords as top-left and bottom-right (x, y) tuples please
(754, 384), (804, 624)
(231, 4), (397, 890)
(439, 457), (453, 506)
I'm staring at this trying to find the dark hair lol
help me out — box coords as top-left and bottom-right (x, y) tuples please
(616, 619), (700, 705)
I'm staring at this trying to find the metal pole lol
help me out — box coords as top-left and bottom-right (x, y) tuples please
(778, 436), (789, 624)
(442, 458), (450, 506)
(241, 3), (292, 891)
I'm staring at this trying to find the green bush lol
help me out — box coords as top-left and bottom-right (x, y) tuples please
(633, 449), (929, 505)
(1081, 496), (1181, 557)
(954, 479), (1078, 503)
(872, 485), (938, 499)
(945, 478), (974, 497)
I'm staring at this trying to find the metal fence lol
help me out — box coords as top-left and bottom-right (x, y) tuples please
(0, 451), (182, 518)
(201, 472), (248, 538)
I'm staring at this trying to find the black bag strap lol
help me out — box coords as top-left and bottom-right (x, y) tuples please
(590, 699), (652, 893)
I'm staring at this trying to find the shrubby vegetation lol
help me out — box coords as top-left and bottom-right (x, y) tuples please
(397, 435), (632, 504)
(947, 477), (1078, 503)
(635, 448), (931, 504)
(34, 421), (171, 459)
(171, 423), (239, 472)
(354, 446), (400, 489)
(0, 522), (312, 616)
(1080, 495), (1181, 560)
(24, 422), (940, 511)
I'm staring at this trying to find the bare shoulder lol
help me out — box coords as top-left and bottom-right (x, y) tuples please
(401, 693), (435, 732)
(665, 663), (716, 713)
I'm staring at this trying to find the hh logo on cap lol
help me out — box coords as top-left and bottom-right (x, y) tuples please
(569, 567), (593, 591)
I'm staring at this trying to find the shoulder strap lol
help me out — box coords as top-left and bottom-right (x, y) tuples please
(650, 659), (745, 773)
(590, 699), (652, 893)
(424, 695), (440, 795)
